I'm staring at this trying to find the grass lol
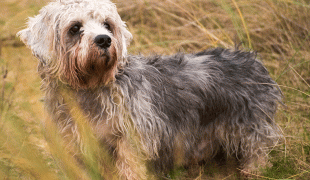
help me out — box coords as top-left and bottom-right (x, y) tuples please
(1, 0), (310, 179)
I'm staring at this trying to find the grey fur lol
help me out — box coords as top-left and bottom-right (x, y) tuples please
(115, 48), (282, 173)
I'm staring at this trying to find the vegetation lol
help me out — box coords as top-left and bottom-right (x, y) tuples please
(0, 0), (309, 179)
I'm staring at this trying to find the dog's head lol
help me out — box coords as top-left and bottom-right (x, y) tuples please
(18, 0), (132, 89)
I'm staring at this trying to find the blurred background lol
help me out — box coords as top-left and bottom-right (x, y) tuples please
(0, 0), (309, 179)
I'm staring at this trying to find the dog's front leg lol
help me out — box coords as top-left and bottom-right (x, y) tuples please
(115, 137), (149, 180)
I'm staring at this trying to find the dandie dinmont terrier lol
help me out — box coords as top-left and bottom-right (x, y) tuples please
(18, 0), (283, 179)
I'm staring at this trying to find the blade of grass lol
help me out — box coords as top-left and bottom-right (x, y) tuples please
(231, 0), (252, 49)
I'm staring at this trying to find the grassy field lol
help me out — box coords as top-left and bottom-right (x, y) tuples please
(0, 0), (310, 179)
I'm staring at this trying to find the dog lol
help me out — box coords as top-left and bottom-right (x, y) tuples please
(18, 0), (283, 179)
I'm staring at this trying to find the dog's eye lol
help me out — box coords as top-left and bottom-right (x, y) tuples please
(104, 22), (111, 32)
(70, 25), (81, 35)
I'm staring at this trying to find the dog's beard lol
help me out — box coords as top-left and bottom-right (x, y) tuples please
(58, 42), (118, 89)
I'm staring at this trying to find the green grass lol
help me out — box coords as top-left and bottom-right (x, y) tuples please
(1, 0), (310, 179)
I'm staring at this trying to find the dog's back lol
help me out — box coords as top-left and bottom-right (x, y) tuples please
(115, 48), (282, 174)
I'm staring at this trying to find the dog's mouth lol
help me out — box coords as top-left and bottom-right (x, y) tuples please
(100, 50), (110, 66)
(86, 54), (109, 74)
(88, 55), (109, 73)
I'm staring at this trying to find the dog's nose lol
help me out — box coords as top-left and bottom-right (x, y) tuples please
(94, 35), (111, 49)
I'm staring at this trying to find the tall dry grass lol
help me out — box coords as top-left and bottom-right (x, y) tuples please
(0, 0), (309, 179)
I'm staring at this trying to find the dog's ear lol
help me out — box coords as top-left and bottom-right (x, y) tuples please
(17, 9), (54, 64)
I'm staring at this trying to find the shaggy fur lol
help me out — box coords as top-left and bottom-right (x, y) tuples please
(18, 0), (283, 179)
